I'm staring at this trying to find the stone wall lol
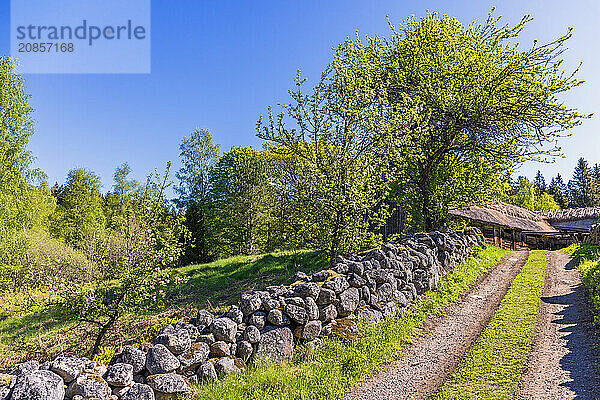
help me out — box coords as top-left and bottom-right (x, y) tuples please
(0, 228), (485, 400)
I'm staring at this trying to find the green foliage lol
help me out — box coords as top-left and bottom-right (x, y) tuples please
(50, 168), (106, 248)
(437, 251), (547, 399)
(54, 163), (186, 355)
(565, 243), (600, 325)
(190, 246), (510, 400)
(380, 11), (586, 230)
(568, 157), (594, 208)
(209, 147), (273, 257)
(506, 176), (560, 211)
(103, 163), (138, 231)
(0, 57), (56, 269)
(258, 37), (397, 260)
(176, 129), (220, 263)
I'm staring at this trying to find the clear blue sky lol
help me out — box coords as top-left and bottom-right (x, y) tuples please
(1, 0), (598, 193)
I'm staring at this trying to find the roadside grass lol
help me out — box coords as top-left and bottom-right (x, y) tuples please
(436, 250), (547, 400)
(189, 246), (511, 400)
(0, 250), (325, 367)
(563, 243), (600, 325)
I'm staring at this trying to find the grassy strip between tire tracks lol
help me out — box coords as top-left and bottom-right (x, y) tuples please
(436, 250), (547, 400)
(189, 246), (511, 400)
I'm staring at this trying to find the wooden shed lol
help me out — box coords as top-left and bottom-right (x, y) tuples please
(448, 202), (597, 250)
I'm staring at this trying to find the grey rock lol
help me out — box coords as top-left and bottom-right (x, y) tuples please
(243, 325), (261, 343)
(0, 373), (15, 400)
(152, 328), (191, 355)
(146, 373), (190, 397)
(337, 287), (360, 317)
(211, 317), (238, 343)
(302, 320), (322, 340)
(177, 342), (210, 372)
(254, 327), (294, 365)
(119, 345), (146, 374)
(11, 370), (65, 400)
(174, 322), (199, 341)
(348, 273), (366, 288)
(196, 361), (218, 383)
(236, 341), (253, 362)
(293, 283), (320, 299)
(240, 294), (263, 317)
(322, 276), (349, 294)
(319, 304), (338, 323)
(146, 344), (180, 375)
(214, 357), (240, 376)
(225, 305), (244, 324)
(105, 363), (133, 387)
(283, 304), (308, 324)
(248, 311), (267, 330)
(196, 310), (215, 327)
(292, 271), (309, 282)
(304, 297), (319, 320)
(267, 309), (290, 326)
(13, 360), (39, 376)
(197, 333), (216, 345)
(121, 383), (155, 400)
(65, 371), (111, 399)
(316, 288), (336, 305)
(285, 297), (305, 307)
(209, 341), (231, 358)
(50, 356), (86, 383)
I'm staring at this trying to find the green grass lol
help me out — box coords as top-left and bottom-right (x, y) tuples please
(436, 250), (547, 400)
(563, 243), (600, 325)
(189, 246), (511, 400)
(0, 249), (326, 367)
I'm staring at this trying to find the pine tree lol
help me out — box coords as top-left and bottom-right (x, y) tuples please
(548, 174), (568, 209)
(533, 171), (546, 193)
(591, 163), (600, 206)
(568, 158), (593, 208)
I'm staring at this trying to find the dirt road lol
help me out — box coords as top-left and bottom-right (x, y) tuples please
(518, 251), (600, 400)
(343, 252), (528, 400)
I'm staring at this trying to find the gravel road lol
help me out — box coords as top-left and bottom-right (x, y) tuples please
(518, 251), (600, 400)
(342, 251), (528, 400)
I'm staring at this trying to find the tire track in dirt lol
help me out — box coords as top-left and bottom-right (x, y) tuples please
(518, 251), (600, 400)
(342, 251), (528, 400)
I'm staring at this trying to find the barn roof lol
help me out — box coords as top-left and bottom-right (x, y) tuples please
(449, 202), (558, 233)
(537, 207), (600, 222)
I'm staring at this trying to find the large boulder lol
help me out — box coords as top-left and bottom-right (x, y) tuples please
(152, 329), (191, 355)
(65, 371), (111, 399)
(196, 309), (215, 327)
(105, 363), (134, 387)
(50, 356), (86, 383)
(283, 304), (308, 325)
(337, 287), (360, 317)
(196, 361), (218, 383)
(10, 370), (65, 400)
(118, 345), (147, 374)
(121, 383), (155, 400)
(211, 317), (238, 343)
(267, 309), (290, 326)
(254, 327), (294, 365)
(214, 357), (241, 377)
(146, 373), (190, 399)
(146, 344), (180, 375)
(240, 294), (263, 317)
(177, 342), (210, 372)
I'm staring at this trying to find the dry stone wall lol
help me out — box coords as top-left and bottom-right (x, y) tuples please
(0, 228), (485, 400)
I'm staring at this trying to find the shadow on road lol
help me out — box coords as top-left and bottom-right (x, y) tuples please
(539, 259), (600, 400)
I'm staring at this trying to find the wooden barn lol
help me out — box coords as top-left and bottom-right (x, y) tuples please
(449, 202), (600, 250)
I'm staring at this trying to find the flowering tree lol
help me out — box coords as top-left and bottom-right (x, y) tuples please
(54, 162), (186, 356)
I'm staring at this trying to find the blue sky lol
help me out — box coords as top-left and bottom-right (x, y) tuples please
(1, 0), (598, 193)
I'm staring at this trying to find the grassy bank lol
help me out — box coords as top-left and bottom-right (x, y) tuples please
(436, 250), (547, 400)
(564, 243), (600, 325)
(0, 250), (325, 367)
(189, 246), (511, 400)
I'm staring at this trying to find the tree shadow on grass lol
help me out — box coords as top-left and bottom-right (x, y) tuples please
(178, 250), (327, 309)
